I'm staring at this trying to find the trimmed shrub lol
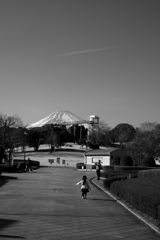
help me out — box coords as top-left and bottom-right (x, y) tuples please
(158, 205), (160, 224)
(92, 164), (96, 170)
(142, 157), (156, 167)
(0, 146), (7, 162)
(76, 163), (98, 170)
(113, 156), (121, 165)
(88, 143), (99, 149)
(120, 155), (133, 166)
(114, 165), (154, 172)
(102, 169), (138, 178)
(31, 160), (40, 168)
(110, 178), (160, 220)
(138, 169), (160, 179)
(102, 165), (114, 172)
(13, 159), (40, 168)
(76, 162), (86, 169)
(103, 175), (128, 190)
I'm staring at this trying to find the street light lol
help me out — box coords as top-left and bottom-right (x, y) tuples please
(24, 131), (27, 162)
(11, 142), (20, 167)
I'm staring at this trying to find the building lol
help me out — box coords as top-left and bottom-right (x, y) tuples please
(84, 148), (126, 166)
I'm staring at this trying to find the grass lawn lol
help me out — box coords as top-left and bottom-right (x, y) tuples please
(14, 144), (85, 167)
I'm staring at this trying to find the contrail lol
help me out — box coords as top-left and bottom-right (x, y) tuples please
(59, 46), (116, 56)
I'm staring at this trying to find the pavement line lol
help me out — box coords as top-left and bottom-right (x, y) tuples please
(92, 178), (160, 235)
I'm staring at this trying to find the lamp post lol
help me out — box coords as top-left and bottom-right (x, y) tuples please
(12, 142), (20, 167)
(23, 131), (27, 162)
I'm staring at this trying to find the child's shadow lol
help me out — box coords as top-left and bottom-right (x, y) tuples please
(88, 198), (116, 202)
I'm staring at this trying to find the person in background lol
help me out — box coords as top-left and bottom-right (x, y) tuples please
(95, 160), (102, 180)
(26, 158), (33, 172)
(76, 175), (91, 199)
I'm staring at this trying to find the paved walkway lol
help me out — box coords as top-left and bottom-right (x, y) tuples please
(0, 167), (160, 240)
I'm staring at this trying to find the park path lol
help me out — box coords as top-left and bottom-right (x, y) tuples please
(0, 167), (159, 240)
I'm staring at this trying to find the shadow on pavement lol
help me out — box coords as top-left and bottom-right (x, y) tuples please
(0, 176), (18, 188)
(0, 235), (25, 239)
(87, 198), (116, 202)
(0, 218), (25, 239)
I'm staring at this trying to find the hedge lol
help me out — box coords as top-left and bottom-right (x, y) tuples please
(101, 170), (138, 179)
(13, 159), (40, 168)
(120, 155), (133, 166)
(112, 156), (121, 165)
(76, 163), (97, 170)
(103, 175), (128, 190)
(158, 206), (160, 224)
(76, 163), (86, 169)
(138, 169), (160, 179)
(142, 156), (156, 167)
(102, 165), (114, 172)
(110, 178), (160, 220)
(113, 165), (157, 171)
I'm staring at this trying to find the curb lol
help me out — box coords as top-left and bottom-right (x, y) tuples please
(75, 169), (96, 171)
(92, 178), (160, 235)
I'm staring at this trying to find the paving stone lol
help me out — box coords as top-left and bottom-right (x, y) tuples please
(0, 167), (160, 239)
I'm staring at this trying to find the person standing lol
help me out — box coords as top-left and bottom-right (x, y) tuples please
(26, 158), (33, 172)
(95, 160), (102, 180)
(76, 176), (91, 199)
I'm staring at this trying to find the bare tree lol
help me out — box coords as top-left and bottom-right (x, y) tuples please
(139, 122), (157, 132)
(88, 121), (111, 146)
(0, 113), (23, 155)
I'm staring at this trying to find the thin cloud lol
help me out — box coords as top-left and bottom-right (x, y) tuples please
(59, 46), (117, 56)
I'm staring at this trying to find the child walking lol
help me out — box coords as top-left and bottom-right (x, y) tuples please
(76, 176), (91, 199)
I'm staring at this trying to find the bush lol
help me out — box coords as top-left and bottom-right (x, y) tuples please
(13, 159), (40, 169)
(142, 157), (156, 167)
(31, 160), (40, 168)
(103, 175), (128, 190)
(0, 146), (7, 163)
(102, 170), (138, 179)
(76, 163), (99, 170)
(158, 206), (160, 224)
(102, 165), (114, 172)
(92, 164), (96, 170)
(110, 178), (160, 220)
(101, 166), (140, 179)
(76, 162), (86, 169)
(138, 169), (160, 179)
(113, 156), (121, 165)
(77, 138), (86, 146)
(113, 165), (154, 171)
(88, 143), (99, 149)
(120, 155), (133, 166)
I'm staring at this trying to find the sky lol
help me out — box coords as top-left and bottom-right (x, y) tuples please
(0, 0), (160, 129)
